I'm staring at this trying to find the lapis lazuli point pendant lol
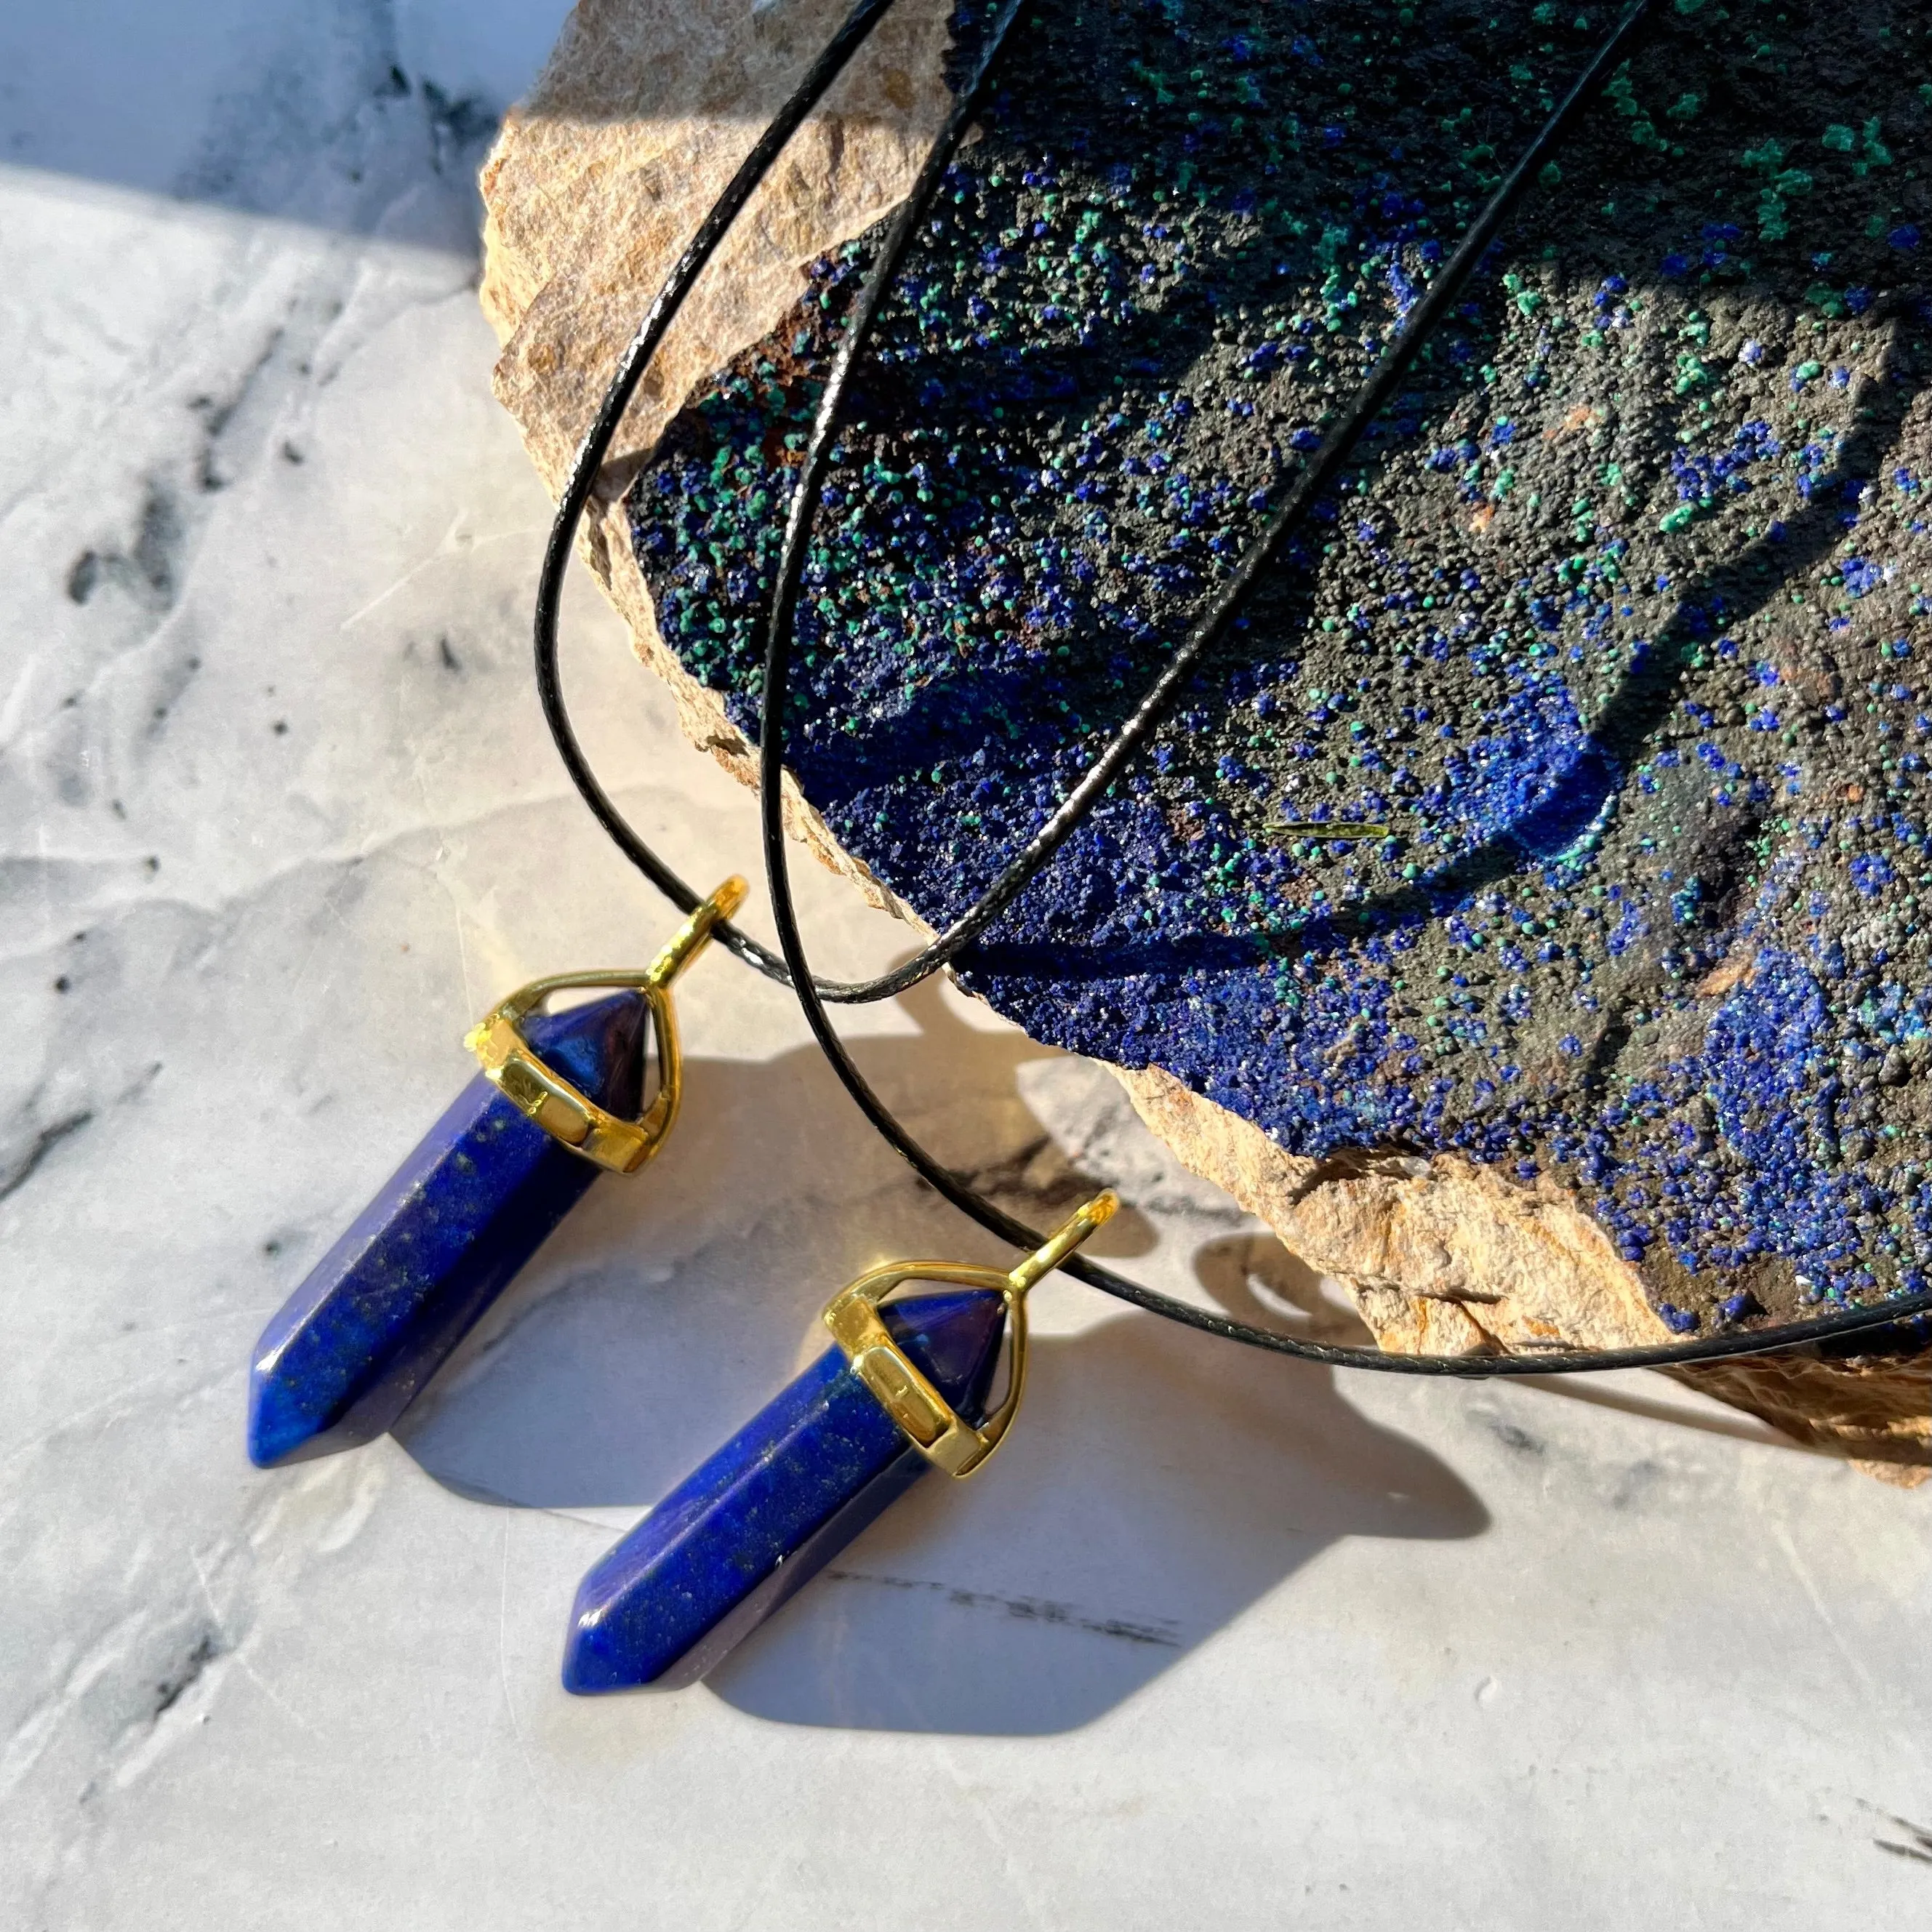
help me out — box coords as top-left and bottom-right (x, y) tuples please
(562, 1291), (1006, 1693)
(562, 1194), (1117, 1693)
(248, 993), (647, 1467)
(247, 879), (746, 1469)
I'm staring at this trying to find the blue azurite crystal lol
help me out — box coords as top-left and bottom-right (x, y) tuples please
(626, 2), (1932, 1326)
(563, 1289), (1006, 1693)
(248, 993), (647, 1467)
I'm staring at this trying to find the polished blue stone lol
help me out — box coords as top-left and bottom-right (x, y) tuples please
(248, 993), (647, 1468)
(563, 1289), (1006, 1693)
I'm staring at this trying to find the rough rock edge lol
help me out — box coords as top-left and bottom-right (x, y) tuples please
(480, 0), (960, 500)
(1117, 1064), (1928, 1486)
(476, 0), (1928, 1483)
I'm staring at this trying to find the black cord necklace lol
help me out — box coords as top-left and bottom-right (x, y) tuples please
(534, 0), (1932, 1377)
(251, 0), (1932, 1696)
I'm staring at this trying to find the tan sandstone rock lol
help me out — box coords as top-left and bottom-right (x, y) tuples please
(478, 0), (1928, 1482)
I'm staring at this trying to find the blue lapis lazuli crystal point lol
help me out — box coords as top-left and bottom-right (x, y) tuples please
(563, 1289), (1006, 1693)
(247, 992), (647, 1469)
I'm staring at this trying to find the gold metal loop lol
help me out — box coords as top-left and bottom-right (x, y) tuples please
(462, 877), (747, 1174)
(822, 1193), (1118, 1478)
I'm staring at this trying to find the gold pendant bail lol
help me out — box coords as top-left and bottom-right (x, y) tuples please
(1006, 1192), (1119, 1293)
(462, 875), (748, 1174)
(822, 1192), (1119, 1478)
(645, 875), (750, 988)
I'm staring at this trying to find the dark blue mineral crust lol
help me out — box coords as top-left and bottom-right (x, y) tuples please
(248, 993), (647, 1467)
(627, 0), (1932, 1324)
(563, 1289), (1006, 1692)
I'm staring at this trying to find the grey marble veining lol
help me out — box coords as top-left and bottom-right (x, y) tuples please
(1, 6), (1928, 1929)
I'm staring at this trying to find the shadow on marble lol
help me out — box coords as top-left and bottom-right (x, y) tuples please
(384, 978), (1485, 1733)
(704, 1323), (1484, 1735)
(0, 0), (552, 249)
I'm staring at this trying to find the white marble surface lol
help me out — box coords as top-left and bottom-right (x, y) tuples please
(3, 5), (1929, 1926)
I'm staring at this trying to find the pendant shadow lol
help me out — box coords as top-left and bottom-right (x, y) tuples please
(391, 977), (1486, 1734)
(704, 1320), (1483, 1736)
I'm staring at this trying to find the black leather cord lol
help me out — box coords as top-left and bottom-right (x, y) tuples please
(532, 0), (903, 991)
(763, 0), (1666, 1003)
(540, 0), (1932, 1371)
(540, 0), (1667, 1006)
(753, 9), (1932, 1371)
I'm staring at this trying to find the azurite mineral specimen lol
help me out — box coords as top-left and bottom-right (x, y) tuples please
(622, 0), (1932, 1344)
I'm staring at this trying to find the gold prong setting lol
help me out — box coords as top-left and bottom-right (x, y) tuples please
(464, 876), (747, 1174)
(822, 1193), (1119, 1478)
